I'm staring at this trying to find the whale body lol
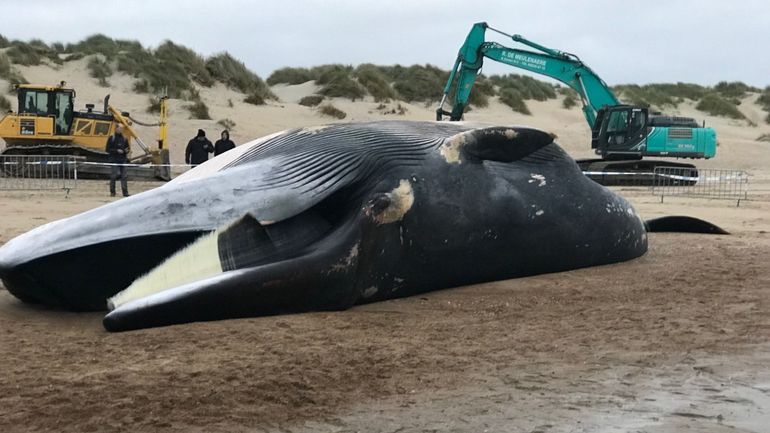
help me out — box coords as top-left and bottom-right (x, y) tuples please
(0, 121), (657, 331)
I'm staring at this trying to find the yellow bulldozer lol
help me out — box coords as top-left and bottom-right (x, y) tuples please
(0, 82), (170, 180)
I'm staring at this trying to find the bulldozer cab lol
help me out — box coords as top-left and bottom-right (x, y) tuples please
(17, 85), (75, 136)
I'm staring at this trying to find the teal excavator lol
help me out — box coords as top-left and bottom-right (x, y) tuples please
(437, 22), (717, 184)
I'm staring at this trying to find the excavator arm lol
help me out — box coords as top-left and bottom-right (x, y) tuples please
(437, 22), (620, 127)
(106, 95), (169, 161)
(108, 95), (171, 181)
(108, 105), (150, 159)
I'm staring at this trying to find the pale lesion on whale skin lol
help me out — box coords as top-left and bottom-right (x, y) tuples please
(298, 125), (333, 135)
(439, 133), (468, 164)
(373, 179), (415, 225)
(330, 243), (360, 272)
(490, 128), (519, 140)
(529, 173), (547, 187)
(362, 286), (379, 298)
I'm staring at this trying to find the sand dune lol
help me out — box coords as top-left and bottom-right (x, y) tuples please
(3, 56), (768, 171)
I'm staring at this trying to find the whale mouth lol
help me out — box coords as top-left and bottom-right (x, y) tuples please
(0, 185), (360, 312)
(0, 231), (205, 311)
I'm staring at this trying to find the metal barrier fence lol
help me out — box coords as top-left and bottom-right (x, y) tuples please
(652, 166), (749, 206)
(0, 155), (80, 191)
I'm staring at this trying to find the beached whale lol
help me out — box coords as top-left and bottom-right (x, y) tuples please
(0, 121), (724, 331)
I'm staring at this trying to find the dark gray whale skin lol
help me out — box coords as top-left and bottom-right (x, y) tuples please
(0, 121), (651, 331)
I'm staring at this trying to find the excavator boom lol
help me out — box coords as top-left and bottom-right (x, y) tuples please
(438, 22), (618, 126)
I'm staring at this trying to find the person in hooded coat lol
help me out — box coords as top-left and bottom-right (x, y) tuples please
(185, 129), (214, 166)
(106, 124), (130, 197)
(214, 130), (236, 156)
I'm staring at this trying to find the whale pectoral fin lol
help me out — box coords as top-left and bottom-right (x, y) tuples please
(218, 215), (278, 270)
(644, 216), (729, 234)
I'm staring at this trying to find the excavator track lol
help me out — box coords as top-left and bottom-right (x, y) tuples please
(578, 158), (698, 186)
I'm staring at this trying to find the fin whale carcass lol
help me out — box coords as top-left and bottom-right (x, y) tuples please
(0, 121), (718, 331)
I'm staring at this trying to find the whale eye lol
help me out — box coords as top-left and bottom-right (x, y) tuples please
(366, 194), (392, 216)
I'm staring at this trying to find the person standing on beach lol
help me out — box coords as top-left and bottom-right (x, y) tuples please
(106, 125), (130, 197)
(214, 130), (236, 156)
(185, 129), (214, 166)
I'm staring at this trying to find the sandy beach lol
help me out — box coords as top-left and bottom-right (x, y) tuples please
(1, 60), (770, 432)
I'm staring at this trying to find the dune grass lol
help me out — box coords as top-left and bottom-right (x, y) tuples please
(87, 56), (112, 87)
(206, 52), (275, 100)
(0, 34), (274, 109)
(156, 41), (214, 87)
(116, 48), (195, 98)
(186, 100), (211, 119)
(562, 95), (577, 109)
(614, 82), (709, 108)
(244, 93), (266, 105)
(318, 74), (365, 100)
(392, 64), (446, 102)
(695, 94), (746, 120)
(217, 118), (236, 130)
(0, 53), (13, 79)
(113, 42), (220, 99)
(491, 74), (556, 102)
(498, 88), (531, 115)
(488, 74), (558, 114)
(267, 67), (314, 85)
(0, 34), (9, 48)
(5, 39), (62, 66)
(375, 102), (408, 115)
(318, 103), (346, 119)
(314, 65), (365, 100)
(313, 64), (354, 82)
(758, 87), (770, 109)
(0, 53), (27, 88)
(5, 42), (43, 66)
(614, 84), (676, 108)
(556, 86), (579, 109)
(66, 35), (142, 59)
(757, 87), (770, 124)
(714, 81), (759, 100)
(65, 35), (139, 59)
(146, 96), (161, 114)
(28, 35), (277, 102)
(299, 95), (324, 107)
(355, 64), (397, 102)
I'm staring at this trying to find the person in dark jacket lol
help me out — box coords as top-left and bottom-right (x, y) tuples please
(106, 125), (130, 197)
(185, 129), (214, 166)
(214, 130), (236, 156)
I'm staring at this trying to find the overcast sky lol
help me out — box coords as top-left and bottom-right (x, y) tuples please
(3, 0), (769, 87)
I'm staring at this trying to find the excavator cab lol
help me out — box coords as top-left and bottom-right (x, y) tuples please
(16, 85), (75, 136)
(591, 106), (648, 159)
